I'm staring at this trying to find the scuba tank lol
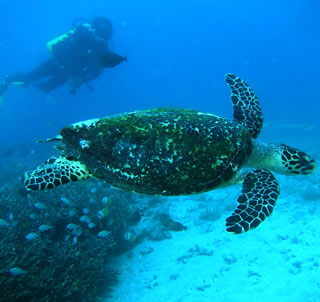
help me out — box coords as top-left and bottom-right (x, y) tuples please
(47, 23), (92, 54)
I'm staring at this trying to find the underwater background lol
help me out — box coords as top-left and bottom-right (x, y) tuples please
(0, 0), (319, 301)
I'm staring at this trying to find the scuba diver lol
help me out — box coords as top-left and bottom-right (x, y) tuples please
(0, 17), (127, 102)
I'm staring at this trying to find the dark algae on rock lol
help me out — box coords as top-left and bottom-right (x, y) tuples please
(0, 175), (137, 302)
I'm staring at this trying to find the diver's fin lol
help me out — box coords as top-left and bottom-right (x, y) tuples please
(225, 74), (263, 139)
(0, 77), (9, 103)
(24, 156), (91, 191)
(0, 81), (26, 105)
(226, 168), (280, 234)
(12, 81), (26, 87)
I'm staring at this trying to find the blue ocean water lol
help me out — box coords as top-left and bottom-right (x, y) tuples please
(0, 1), (319, 301)
(0, 0), (319, 145)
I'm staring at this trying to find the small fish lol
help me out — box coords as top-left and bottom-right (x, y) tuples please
(60, 197), (73, 206)
(98, 230), (111, 238)
(66, 223), (80, 230)
(25, 232), (39, 240)
(73, 236), (78, 244)
(98, 208), (109, 219)
(38, 225), (53, 232)
(34, 202), (46, 209)
(159, 214), (187, 232)
(68, 209), (76, 216)
(9, 213), (13, 221)
(102, 196), (109, 204)
(73, 227), (83, 237)
(124, 231), (137, 241)
(79, 215), (91, 223)
(83, 208), (89, 214)
(88, 222), (96, 229)
(0, 218), (10, 227)
(9, 267), (26, 276)
(29, 213), (36, 219)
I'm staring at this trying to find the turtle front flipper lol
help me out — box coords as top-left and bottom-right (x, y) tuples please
(226, 169), (280, 234)
(24, 156), (91, 191)
(225, 73), (263, 139)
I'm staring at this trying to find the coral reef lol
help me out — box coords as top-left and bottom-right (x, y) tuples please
(0, 174), (139, 302)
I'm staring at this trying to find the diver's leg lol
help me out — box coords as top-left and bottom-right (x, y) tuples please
(1, 58), (59, 90)
(20, 58), (68, 93)
(0, 76), (10, 97)
(0, 72), (30, 97)
(0, 58), (66, 97)
(22, 58), (60, 83)
(35, 73), (68, 93)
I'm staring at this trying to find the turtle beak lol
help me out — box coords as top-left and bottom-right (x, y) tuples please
(309, 160), (317, 174)
(300, 156), (316, 175)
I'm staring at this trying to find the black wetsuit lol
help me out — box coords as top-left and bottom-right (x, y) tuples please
(6, 24), (109, 93)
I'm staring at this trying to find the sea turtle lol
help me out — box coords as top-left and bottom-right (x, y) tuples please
(23, 74), (316, 234)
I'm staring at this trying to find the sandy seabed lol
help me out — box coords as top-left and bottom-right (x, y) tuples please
(106, 172), (320, 302)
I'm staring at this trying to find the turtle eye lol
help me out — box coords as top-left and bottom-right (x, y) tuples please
(280, 144), (316, 175)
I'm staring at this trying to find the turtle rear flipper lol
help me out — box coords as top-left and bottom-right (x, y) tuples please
(226, 169), (280, 234)
(225, 73), (263, 139)
(24, 156), (91, 191)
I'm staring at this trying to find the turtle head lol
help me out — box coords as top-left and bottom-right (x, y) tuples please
(247, 142), (316, 176)
(272, 144), (316, 175)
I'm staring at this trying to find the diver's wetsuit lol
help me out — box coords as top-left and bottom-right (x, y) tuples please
(5, 24), (110, 93)
(6, 59), (69, 93)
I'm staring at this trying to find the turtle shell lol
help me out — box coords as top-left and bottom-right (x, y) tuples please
(58, 108), (252, 195)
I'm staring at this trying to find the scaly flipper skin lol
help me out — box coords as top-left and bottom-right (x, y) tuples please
(226, 168), (280, 234)
(24, 156), (90, 190)
(225, 74), (263, 139)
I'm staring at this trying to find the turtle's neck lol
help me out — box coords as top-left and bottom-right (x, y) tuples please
(244, 141), (283, 174)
